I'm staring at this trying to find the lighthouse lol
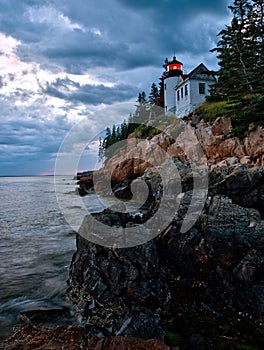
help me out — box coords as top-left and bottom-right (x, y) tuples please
(164, 56), (183, 114)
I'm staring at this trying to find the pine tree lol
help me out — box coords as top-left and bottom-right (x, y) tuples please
(157, 76), (165, 107)
(98, 136), (104, 162)
(120, 119), (128, 140)
(110, 124), (116, 145)
(212, 0), (254, 98)
(104, 127), (111, 149)
(247, 0), (264, 93)
(211, 0), (264, 99)
(140, 91), (147, 104)
(148, 83), (159, 104)
(162, 57), (169, 72)
(210, 0), (264, 132)
(134, 91), (149, 124)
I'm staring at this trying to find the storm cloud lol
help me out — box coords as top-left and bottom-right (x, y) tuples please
(0, 0), (232, 175)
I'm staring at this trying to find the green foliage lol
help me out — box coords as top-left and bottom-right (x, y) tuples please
(211, 0), (264, 99)
(204, 0), (264, 134)
(134, 124), (160, 139)
(195, 101), (229, 121)
(98, 93), (152, 161)
(229, 95), (264, 136)
(164, 331), (183, 346)
(148, 83), (159, 104)
(99, 120), (130, 161)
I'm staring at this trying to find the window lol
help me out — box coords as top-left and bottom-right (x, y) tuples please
(181, 87), (183, 98)
(185, 84), (188, 96)
(199, 83), (205, 94)
(177, 90), (180, 101)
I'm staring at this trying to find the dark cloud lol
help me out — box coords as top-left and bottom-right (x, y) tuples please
(0, 0), (233, 175)
(0, 0), (232, 74)
(43, 77), (138, 105)
(0, 99), (72, 175)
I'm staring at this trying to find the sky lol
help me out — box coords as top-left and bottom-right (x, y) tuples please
(0, 0), (233, 176)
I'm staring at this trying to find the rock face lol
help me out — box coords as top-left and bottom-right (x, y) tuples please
(189, 118), (264, 166)
(78, 117), (264, 195)
(67, 235), (167, 339)
(68, 164), (264, 341)
(68, 117), (264, 344)
(159, 190), (264, 316)
(210, 166), (264, 217)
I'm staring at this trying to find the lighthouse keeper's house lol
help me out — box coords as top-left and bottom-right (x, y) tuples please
(164, 56), (216, 118)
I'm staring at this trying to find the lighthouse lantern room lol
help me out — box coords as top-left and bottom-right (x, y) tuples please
(166, 56), (183, 76)
(164, 56), (183, 113)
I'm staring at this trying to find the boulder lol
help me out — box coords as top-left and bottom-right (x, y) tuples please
(211, 116), (232, 136)
(244, 126), (264, 160)
(240, 156), (252, 165)
(209, 166), (264, 217)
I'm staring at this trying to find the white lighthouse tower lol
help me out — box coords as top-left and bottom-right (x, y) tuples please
(164, 56), (183, 114)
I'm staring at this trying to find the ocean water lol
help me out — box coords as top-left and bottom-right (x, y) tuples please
(0, 176), (107, 340)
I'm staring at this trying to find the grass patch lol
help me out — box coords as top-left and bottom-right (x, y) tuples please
(194, 101), (229, 121)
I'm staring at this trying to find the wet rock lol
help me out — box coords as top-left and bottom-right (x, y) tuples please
(204, 195), (263, 253)
(77, 173), (94, 196)
(70, 160), (264, 339)
(113, 181), (133, 199)
(67, 234), (167, 339)
(210, 166), (264, 217)
(233, 250), (264, 284)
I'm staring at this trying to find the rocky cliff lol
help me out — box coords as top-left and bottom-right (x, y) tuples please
(78, 116), (264, 196)
(67, 116), (264, 348)
(67, 162), (264, 348)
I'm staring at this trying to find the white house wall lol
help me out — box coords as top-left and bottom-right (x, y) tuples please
(175, 79), (212, 118)
(175, 82), (191, 118)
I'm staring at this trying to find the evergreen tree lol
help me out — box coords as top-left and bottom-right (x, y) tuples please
(110, 124), (116, 145)
(104, 127), (111, 149)
(210, 0), (264, 132)
(134, 91), (149, 124)
(162, 57), (169, 72)
(98, 136), (104, 161)
(148, 83), (159, 104)
(247, 0), (264, 93)
(157, 76), (165, 107)
(211, 0), (263, 98)
(156, 57), (170, 108)
(120, 119), (128, 140)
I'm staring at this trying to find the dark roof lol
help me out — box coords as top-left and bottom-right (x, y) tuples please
(181, 74), (189, 80)
(174, 63), (216, 89)
(187, 63), (210, 78)
(168, 55), (183, 65)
